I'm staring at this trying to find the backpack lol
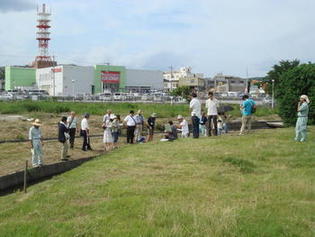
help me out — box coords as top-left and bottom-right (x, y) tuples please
(251, 101), (256, 114)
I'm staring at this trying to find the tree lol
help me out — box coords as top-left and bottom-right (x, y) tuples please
(265, 60), (300, 95)
(274, 63), (315, 125)
(170, 86), (192, 101)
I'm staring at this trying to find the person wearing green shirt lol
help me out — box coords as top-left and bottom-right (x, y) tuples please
(295, 95), (310, 142)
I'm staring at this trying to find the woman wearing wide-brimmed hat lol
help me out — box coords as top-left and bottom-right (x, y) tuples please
(295, 95), (310, 142)
(29, 119), (44, 167)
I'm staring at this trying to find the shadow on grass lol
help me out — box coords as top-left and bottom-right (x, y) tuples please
(223, 157), (256, 173)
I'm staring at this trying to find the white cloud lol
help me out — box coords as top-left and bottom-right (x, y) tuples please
(1, 0), (315, 77)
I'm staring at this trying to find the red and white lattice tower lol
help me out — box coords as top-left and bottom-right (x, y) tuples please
(33, 4), (56, 68)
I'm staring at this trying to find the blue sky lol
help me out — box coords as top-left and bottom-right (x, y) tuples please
(1, 0), (315, 77)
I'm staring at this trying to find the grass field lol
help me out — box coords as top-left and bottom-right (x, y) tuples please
(0, 127), (314, 236)
(0, 101), (278, 120)
(0, 101), (190, 118)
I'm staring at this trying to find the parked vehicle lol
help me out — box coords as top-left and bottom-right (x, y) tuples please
(99, 92), (113, 101)
(113, 92), (127, 101)
(0, 93), (13, 101)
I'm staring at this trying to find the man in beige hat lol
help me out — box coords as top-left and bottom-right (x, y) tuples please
(29, 119), (44, 167)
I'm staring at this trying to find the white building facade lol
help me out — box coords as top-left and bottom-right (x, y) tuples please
(163, 67), (204, 91)
(36, 65), (94, 96)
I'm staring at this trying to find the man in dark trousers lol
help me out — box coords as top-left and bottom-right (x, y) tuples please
(189, 93), (201, 138)
(81, 113), (92, 151)
(146, 113), (157, 142)
(123, 110), (136, 144)
(191, 112), (200, 138)
(58, 116), (70, 161)
(67, 111), (77, 149)
(205, 91), (219, 136)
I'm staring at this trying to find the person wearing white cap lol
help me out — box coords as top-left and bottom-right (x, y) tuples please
(295, 95), (310, 142)
(177, 115), (189, 138)
(29, 119), (44, 167)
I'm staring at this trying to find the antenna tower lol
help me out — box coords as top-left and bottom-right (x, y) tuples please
(33, 3), (56, 68)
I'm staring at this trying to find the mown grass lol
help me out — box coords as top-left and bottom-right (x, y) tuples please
(227, 104), (279, 119)
(0, 100), (277, 119)
(0, 101), (189, 118)
(0, 127), (314, 236)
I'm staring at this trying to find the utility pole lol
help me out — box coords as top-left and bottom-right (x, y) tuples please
(72, 79), (75, 100)
(52, 55), (56, 96)
(169, 65), (174, 92)
(272, 79), (275, 109)
(246, 67), (250, 94)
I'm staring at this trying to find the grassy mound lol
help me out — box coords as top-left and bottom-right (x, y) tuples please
(0, 128), (314, 236)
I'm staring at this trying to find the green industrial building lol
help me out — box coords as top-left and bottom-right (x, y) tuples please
(94, 65), (126, 94)
(5, 64), (163, 94)
(5, 66), (36, 90)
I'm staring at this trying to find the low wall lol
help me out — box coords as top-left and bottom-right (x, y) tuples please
(0, 156), (96, 193)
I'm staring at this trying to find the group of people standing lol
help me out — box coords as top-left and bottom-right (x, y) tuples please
(28, 93), (310, 168)
(161, 91), (233, 141)
(167, 92), (256, 141)
(28, 110), (157, 167)
(181, 92), (231, 139)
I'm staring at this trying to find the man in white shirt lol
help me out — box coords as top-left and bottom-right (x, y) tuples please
(124, 110), (136, 144)
(189, 93), (201, 138)
(81, 113), (92, 151)
(205, 91), (219, 136)
(67, 111), (77, 149)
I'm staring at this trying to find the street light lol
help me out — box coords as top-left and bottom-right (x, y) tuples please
(71, 79), (75, 101)
(271, 79), (275, 109)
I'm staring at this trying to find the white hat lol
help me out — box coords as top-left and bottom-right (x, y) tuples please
(177, 115), (183, 119)
(151, 113), (157, 117)
(32, 119), (42, 126)
(300, 95), (310, 104)
(110, 114), (117, 119)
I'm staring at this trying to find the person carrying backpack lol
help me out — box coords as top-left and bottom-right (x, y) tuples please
(239, 95), (256, 135)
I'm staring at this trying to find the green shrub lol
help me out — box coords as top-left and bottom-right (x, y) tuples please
(266, 60), (315, 126)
